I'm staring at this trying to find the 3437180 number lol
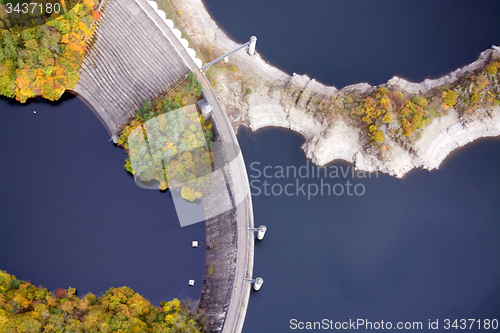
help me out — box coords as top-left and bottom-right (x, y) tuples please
(5, 2), (61, 15)
(444, 319), (498, 330)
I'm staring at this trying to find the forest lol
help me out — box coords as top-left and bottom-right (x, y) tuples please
(118, 71), (214, 202)
(0, 270), (204, 332)
(0, 0), (97, 102)
(342, 59), (500, 149)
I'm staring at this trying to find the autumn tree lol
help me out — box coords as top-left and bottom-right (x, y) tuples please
(351, 87), (395, 144)
(485, 61), (499, 75)
(0, 270), (204, 332)
(336, 56), (500, 146)
(117, 73), (212, 201)
(0, 0), (97, 102)
(441, 88), (458, 109)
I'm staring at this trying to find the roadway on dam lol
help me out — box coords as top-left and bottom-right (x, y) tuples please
(73, 1), (255, 332)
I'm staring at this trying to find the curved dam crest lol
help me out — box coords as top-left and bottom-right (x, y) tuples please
(73, 0), (255, 332)
(71, 0), (499, 332)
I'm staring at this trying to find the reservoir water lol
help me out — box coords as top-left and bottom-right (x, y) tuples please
(202, 0), (500, 331)
(238, 128), (500, 332)
(0, 94), (205, 306)
(204, 0), (500, 88)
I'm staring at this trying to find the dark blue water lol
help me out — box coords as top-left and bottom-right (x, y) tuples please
(0, 94), (205, 306)
(204, 0), (500, 88)
(202, 0), (500, 331)
(238, 127), (500, 332)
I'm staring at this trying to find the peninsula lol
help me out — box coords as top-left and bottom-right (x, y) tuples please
(170, 0), (500, 178)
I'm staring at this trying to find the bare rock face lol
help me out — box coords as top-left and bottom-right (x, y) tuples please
(385, 48), (495, 95)
(303, 120), (363, 166)
(340, 82), (375, 96)
(413, 108), (500, 171)
(170, 0), (500, 178)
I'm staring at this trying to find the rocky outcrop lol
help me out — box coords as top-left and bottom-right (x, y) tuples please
(413, 107), (500, 171)
(169, 0), (500, 178)
(385, 47), (497, 95)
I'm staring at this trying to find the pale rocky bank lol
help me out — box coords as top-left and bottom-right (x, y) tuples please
(169, 0), (500, 178)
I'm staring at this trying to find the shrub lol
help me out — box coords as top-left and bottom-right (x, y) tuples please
(382, 112), (392, 123)
(245, 88), (252, 95)
(372, 130), (384, 143)
(230, 66), (238, 72)
(476, 75), (489, 90)
(442, 89), (458, 109)
(413, 96), (428, 108)
(485, 61), (499, 75)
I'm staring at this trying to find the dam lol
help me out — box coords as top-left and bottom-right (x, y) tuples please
(73, 0), (255, 332)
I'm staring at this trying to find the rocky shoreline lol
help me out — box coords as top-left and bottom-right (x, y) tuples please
(169, 0), (500, 178)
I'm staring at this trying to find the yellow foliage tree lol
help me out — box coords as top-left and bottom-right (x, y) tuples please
(181, 186), (203, 201)
(0, 2), (95, 102)
(442, 89), (458, 109)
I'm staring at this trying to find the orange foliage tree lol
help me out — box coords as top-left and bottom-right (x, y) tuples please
(0, 1), (96, 102)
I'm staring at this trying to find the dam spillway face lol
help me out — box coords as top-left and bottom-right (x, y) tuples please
(74, 0), (191, 135)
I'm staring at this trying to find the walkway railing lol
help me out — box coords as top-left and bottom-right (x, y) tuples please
(200, 40), (251, 71)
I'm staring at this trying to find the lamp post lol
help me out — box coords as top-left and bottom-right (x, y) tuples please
(248, 225), (267, 240)
(248, 36), (257, 56)
(245, 277), (264, 291)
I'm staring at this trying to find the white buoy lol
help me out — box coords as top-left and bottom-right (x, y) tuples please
(248, 36), (257, 55)
(253, 277), (263, 291)
(33, 111), (36, 113)
(188, 280), (195, 286)
(224, 56), (229, 63)
(192, 241), (199, 248)
(257, 225), (267, 240)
